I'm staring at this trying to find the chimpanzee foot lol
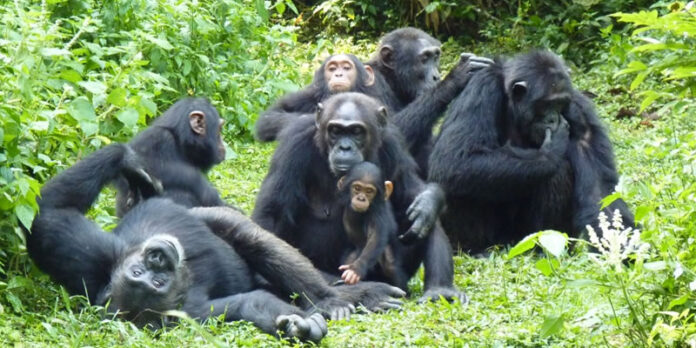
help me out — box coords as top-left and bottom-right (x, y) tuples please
(418, 286), (468, 305)
(276, 313), (327, 342)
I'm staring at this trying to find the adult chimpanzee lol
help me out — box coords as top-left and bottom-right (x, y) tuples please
(114, 97), (229, 217)
(428, 50), (635, 253)
(255, 54), (376, 142)
(336, 162), (406, 290)
(253, 92), (464, 303)
(27, 144), (406, 341)
(366, 27), (493, 175)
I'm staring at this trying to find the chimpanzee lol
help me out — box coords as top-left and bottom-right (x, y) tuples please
(115, 97), (229, 217)
(336, 162), (407, 290)
(428, 50), (635, 253)
(255, 54), (377, 142)
(253, 92), (464, 303)
(366, 27), (493, 175)
(27, 144), (406, 341)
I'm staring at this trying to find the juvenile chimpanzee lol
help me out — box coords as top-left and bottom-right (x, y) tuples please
(255, 54), (376, 142)
(428, 50), (635, 253)
(115, 97), (229, 217)
(336, 162), (407, 290)
(27, 144), (406, 341)
(253, 92), (464, 303)
(366, 27), (493, 175)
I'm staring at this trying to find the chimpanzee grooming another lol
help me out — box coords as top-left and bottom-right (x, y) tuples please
(253, 92), (464, 303)
(366, 27), (493, 175)
(255, 54), (376, 142)
(115, 97), (229, 217)
(27, 144), (406, 341)
(428, 50), (635, 252)
(336, 162), (407, 290)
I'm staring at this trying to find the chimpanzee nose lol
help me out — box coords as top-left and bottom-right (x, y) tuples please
(339, 144), (351, 151)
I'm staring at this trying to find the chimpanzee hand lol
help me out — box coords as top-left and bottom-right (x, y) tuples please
(334, 281), (406, 313)
(418, 286), (468, 305)
(121, 144), (163, 199)
(276, 312), (327, 342)
(443, 52), (494, 90)
(400, 183), (445, 243)
(541, 117), (570, 156)
(338, 263), (365, 285)
(312, 296), (356, 321)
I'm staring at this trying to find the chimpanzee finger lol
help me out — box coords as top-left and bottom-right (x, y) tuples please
(460, 52), (474, 63)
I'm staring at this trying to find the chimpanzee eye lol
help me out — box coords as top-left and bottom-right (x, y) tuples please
(152, 278), (164, 288)
(132, 269), (142, 277)
(351, 126), (364, 135)
(328, 126), (340, 136)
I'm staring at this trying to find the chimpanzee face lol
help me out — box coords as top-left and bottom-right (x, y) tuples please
(509, 77), (571, 147)
(316, 94), (386, 177)
(105, 235), (189, 328)
(324, 54), (359, 93)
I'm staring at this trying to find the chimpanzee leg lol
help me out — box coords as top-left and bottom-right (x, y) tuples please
(419, 223), (466, 303)
(189, 289), (327, 342)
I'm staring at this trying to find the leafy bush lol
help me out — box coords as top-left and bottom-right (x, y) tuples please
(614, 2), (696, 113)
(0, 0), (301, 277)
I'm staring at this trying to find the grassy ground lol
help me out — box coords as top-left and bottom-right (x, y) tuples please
(2, 47), (693, 347)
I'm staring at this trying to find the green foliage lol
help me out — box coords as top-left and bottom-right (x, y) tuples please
(614, 2), (696, 112)
(0, 0), (301, 276)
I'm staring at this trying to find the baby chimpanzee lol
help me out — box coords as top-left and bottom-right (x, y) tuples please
(337, 162), (407, 290)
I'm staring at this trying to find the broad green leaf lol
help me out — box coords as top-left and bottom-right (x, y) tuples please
(41, 48), (71, 57)
(116, 108), (139, 128)
(639, 90), (659, 112)
(644, 261), (667, 271)
(538, 231), (567, 258)
(507, 233), (538, 259)
(540, 315), (564, 337)
(668, 295), (689, 309)
(600, 192), (621, 209)
(566, 279), (601, 288)
(66, 97), (96, 121)
(59, 69), (82, 83)
(14, 203), (35, 230)
(107, 88), (128, 107)
(78, 81), (107, 95)
(255, 0), (269, 21)
(146, 34), (173, 50)
(535, 258), (553, 276)
(630, 70), (649, 91)
(634, 205), (652, 222)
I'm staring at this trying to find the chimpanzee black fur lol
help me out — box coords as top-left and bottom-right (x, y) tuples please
(366, 27), (492, 176)
(428, 51), (634, 253)
(253, 92), (464, 303)
(27, 144), (406, 341)
(255, 54), (376, 142)
(115, 97), (229, 217)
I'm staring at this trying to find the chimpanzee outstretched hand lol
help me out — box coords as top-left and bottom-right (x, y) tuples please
(400, 183), (446, 243)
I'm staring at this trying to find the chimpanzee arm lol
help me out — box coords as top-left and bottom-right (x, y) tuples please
(252, 117), (319, 235)
(391, 54), (493, 153)
(153, 162), (226, 207)
(189, 206), (356, 320)
(566, 93), (634, 232)
(184, 288), (327, 342)
(429, 68), (567, 200)
(27, 144), (149, 302)
(347, 218), (390, 279)
(255, 87), (321, 142)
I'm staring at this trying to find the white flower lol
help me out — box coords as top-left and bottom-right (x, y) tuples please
(690, 280), (696, 292)
(674, 263), (684, 279)
(586, 210), (650, 272)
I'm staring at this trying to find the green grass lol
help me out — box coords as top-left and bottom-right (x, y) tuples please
(2, 47), (694, 347)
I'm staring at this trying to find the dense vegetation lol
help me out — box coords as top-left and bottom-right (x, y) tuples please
(1, 0), (695, 346)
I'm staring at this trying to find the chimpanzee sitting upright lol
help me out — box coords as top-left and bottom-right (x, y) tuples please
(255, 54), (377, 142)
(115, 97), (229, 217)
(428, 51), (635, 252)
(253, 92), (463, 303)
(366, 27), (493, 175)
(27, 144), (406, 341)
(336, 162), (406, 290)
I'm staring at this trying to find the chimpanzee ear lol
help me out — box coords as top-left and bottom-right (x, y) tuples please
(337, 176), (346, 191)
(364, 65), (375, 87)
(315, 103), (324, 129)
(189, 111), (206, 136)
(379, 45), (394, 70)
(384, 180), (393, 200)
(511, 81), (528, 101)
(377, 106), (388, 126)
